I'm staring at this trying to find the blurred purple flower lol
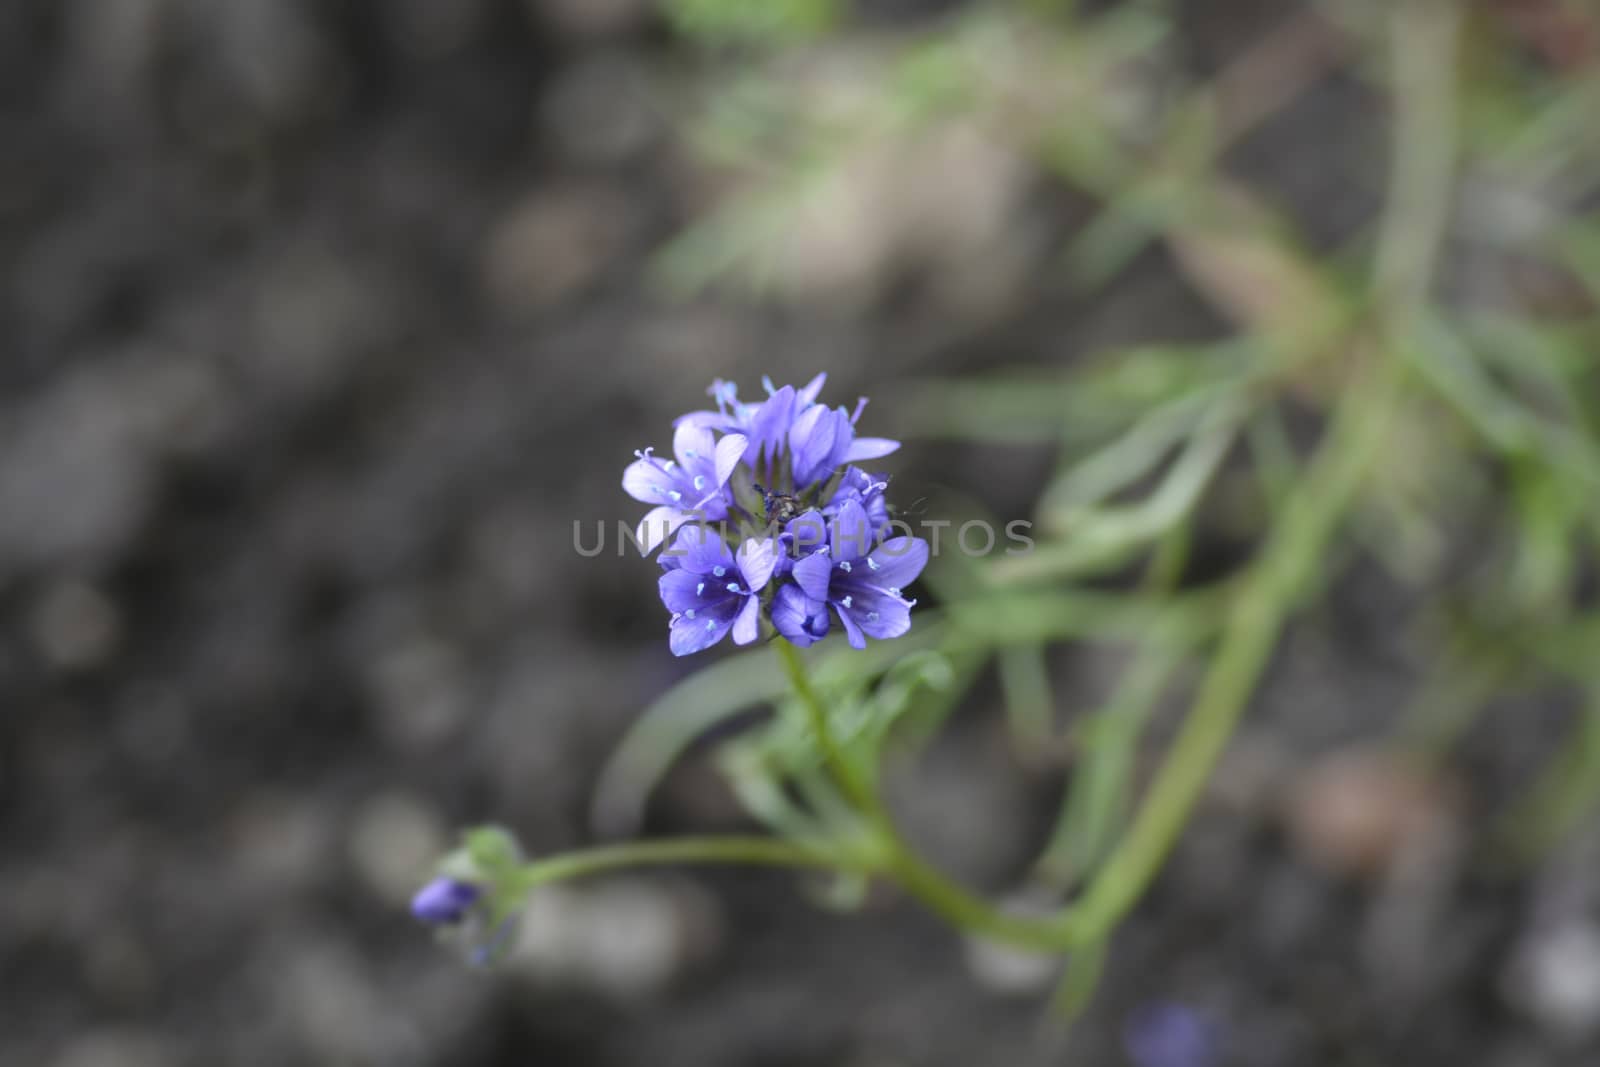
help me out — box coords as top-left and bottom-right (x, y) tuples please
(1123, 1001), (1220, 1067)
(411, 876), (481, 925)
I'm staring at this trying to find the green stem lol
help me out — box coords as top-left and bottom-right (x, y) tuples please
(775, 638), (1074, 952)
(884, 846), (1074, 951)
(513, 835), (868, 892)
(776, 638), (879, 815)
(1034, 644), (1181, 889)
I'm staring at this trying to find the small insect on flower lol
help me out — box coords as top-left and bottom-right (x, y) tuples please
(753, 483), (804, 526)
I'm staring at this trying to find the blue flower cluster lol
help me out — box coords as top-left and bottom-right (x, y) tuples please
(624, 374), (929, 656)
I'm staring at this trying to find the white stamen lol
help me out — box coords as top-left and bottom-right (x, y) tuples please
(839, 560), (852, 572)
(867, 558), (881, 571)
(727, 582), (740, 593)
(694, 475), (706, 490)
(713, 566), (726, 577)
(696, 582), (705, 596)
(705, 619), (717, 631)
(841, 595), (853, 609)
(686, 609), (696, 619)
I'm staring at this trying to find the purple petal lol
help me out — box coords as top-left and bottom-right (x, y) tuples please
(737, 537), (778, 592)
(797, 372), (828, 407)
(827, 467), (891, 535)
(669, 607), (736, 656)
(829, 466), (876, 499)
(833, 602), (867, 649)
(844, 436), (900, 462)
(793, 552), (834, 602)
(864, 497), (891, 537)
(622, 457), (676, 505)
(713, 432), (748, 489)
(673, 409), (742, 432)
(788, 404), (841, 488)
(784, 510), (830, 556)
(772, 585), (829, 647)
(663, 524), (735, 575)
(672, 422), (718, 471)
(659, 568), (718, 614)
(837, 586), (912, 641)
(731, 594), (761, 645)
(863, 536), (928, 590)
(635, 506), (689, 555)
(411, 877), (480, 924)
(830, 498), (874, 561)
(744, 385), (796, 465)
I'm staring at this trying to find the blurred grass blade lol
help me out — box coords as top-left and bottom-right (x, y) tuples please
(665, 0), (843, 44)
(1245, 402), (1298, 521)
(1040, 389), (1227, 514)
(1166, 185), (1347, 349)
(1408, 314), (1536, 453)
(1019, 396), (1245, 581)
(999, 644), (1057, 752)
(1034, 647), (1180, 888)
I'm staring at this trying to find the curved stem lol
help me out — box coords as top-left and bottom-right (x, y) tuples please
(512, 835), (869, 892)
(882, 843), (1075, 952)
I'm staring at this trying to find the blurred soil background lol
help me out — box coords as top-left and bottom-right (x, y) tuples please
(2, 1), (1599, 1065)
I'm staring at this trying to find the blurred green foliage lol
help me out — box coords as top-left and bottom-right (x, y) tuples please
(596, 0), (1600, 1014)
(663, 0), (843, 44)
